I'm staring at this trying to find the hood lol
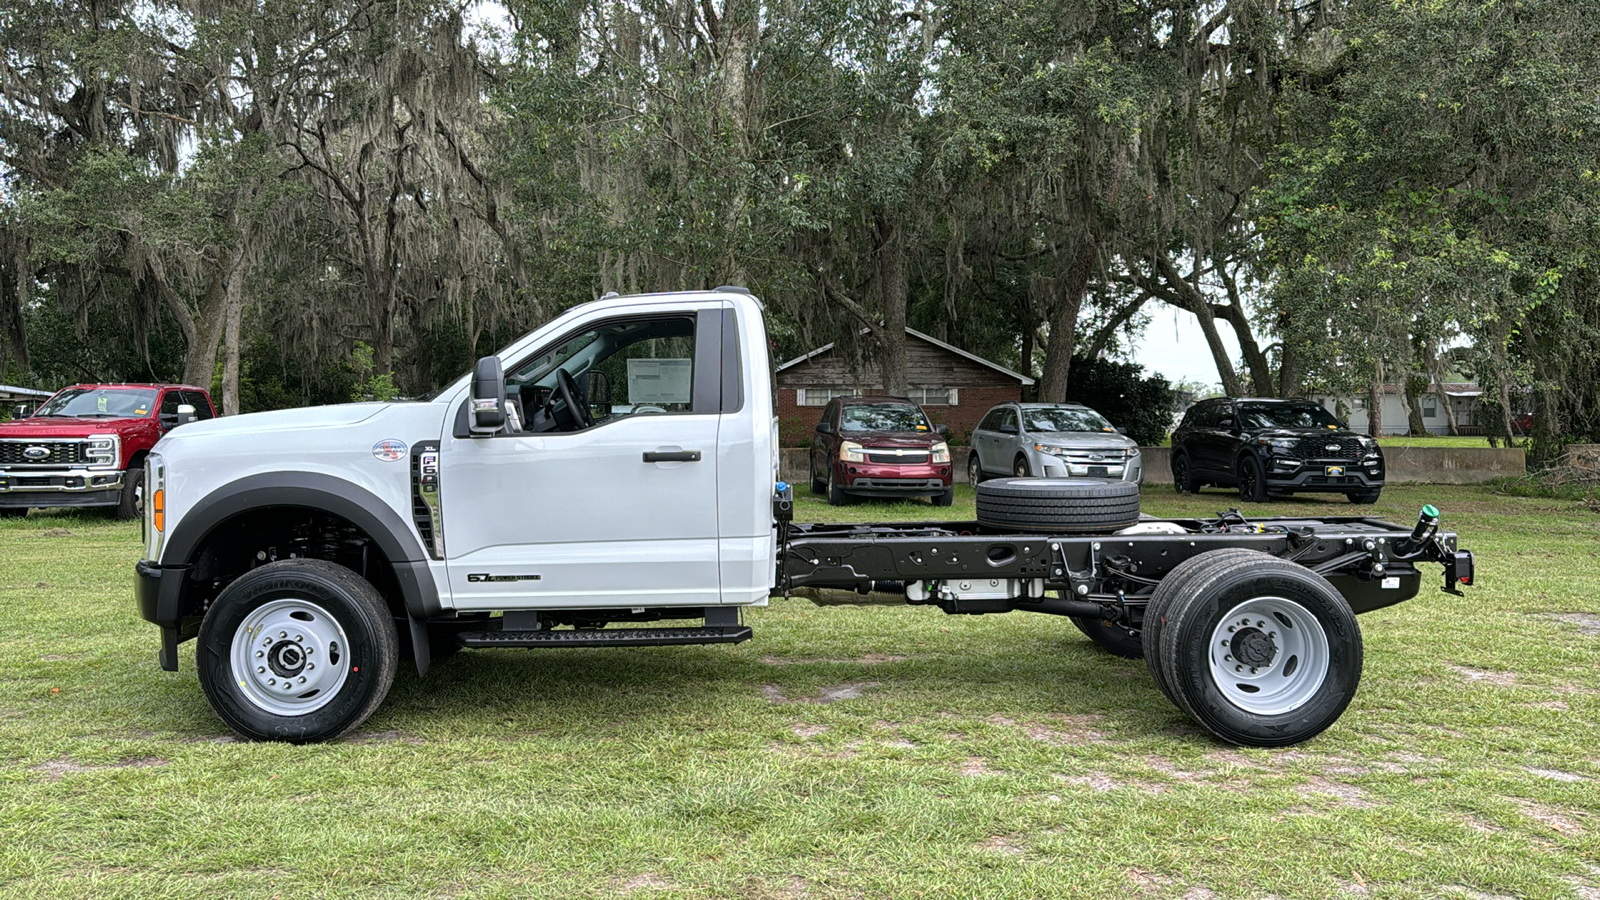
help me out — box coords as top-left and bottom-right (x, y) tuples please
(0, 416), (152, 438)
(838, 430), (946, 448)
(1027, 430), (1138, 451)
(168, 402), (393, 437)
(1254, 427), (1359, 440)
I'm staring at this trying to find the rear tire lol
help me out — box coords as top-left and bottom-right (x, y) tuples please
(115, 464), (144, 521)
(196, 559), (398, 743)
(1072, 614), (1144, 659)
(976, 478), (1140, 533)
(0, 508), (26, 519)
(1147, 550), (1362, 747)
(967, 453), (985, 486)
(810, 462), (826, 495)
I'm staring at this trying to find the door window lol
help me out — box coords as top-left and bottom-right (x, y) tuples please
(506, 316), (699, 432)
(182, 391), (215, 419)
(158, 391), (183, 425)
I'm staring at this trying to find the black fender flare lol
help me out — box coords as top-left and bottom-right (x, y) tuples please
(161, 471), (442, 630)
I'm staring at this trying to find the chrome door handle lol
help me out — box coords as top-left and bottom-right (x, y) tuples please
(643, 450), (701, 463)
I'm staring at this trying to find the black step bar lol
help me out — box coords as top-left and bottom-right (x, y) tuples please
(455, 625), (752, 649)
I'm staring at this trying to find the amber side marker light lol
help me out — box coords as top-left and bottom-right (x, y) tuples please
(153, 489), (165, 532)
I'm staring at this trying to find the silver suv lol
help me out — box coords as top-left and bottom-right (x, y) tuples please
(968, 402), (1144, 484)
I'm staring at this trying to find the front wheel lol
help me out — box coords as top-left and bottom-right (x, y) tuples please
(967, 453), (985, 486)
(826, 467), (851, 506)
(1347, 489), (1382, 504)
(1145, 550), (1362, 747)
(1013, 455), (1031, 477)
(196, 559), (398, 743)
(1172, 453), (1198, 494)
(1237, 455), (1268, 503)
(115, 464), (144, 521)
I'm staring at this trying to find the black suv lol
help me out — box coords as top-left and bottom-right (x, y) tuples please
(1170, 398), (1385, 503)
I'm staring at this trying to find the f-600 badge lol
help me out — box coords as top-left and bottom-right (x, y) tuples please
(371, 439), (407, 461)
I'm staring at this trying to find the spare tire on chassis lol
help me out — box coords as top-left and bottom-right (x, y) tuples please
(1142, 548), (1363, 747)
(976, 477), (1141, 533)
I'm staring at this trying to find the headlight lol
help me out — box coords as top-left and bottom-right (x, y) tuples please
(86, 434), (119, 466)
(1262, 437), (1299, 451)
(931, 441), (950, 464)
(839, 440), (867, 463)
(1033, 443), (1071, 457)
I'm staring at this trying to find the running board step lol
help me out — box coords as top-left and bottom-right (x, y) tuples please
(455, 625), (753, 648)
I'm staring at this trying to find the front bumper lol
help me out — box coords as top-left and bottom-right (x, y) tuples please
(0, 468), (123, 508)
(136, 559), (195, 671)
(1264, 456), (1385, 492)
(838, 460), (951, 496)
(1034, 452), (1144, 484)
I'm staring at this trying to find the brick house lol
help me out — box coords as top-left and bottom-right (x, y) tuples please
(775, 329), (1034, 445)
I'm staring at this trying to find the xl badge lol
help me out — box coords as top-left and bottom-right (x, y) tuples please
(372, 439), (407, 462)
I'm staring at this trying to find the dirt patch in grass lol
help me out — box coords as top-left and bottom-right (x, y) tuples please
(42, 528), (72, 537)
(1442, 885), (1519, 900)
(1295, 775), (1377, 808)
(34, 755), (167, 780)
(975, 835), (1025, 856)
(960, 757), (1000, 777)
(1517, 801), (1586, 835)
(759, 682), (879, 704)
(1523, 766), (1589, 783)
(791, 723), (828, 738)
(347, 729), (426, 744)
(1447, 664), (1519, 686)
(760, 653), (907, 666)
(1461, 814), (1505, 833)
(611, 873), (672, 892)
(1534, 612), (1600, 637)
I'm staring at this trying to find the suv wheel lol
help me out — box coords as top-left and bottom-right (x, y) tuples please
(196, 559), (398, 743)
(1172, 453), (1197, 494)
(967, 453), (985, 486)
(826, 467), (851, 506)
(1347, 489), (1382, 504)
(1013, 455), (1031, 477)
(1237, 455), (1268, 503)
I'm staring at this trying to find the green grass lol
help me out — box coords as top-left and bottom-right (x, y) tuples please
(2, 487), (1597, 899)
(1375, 436), (1515, 448)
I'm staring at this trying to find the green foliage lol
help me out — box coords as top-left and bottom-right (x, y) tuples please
(1063, 355), (1174, 446)
(348, 342), (399, 403)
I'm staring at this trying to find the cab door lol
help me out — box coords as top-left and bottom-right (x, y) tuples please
(438, 302), (729, 611)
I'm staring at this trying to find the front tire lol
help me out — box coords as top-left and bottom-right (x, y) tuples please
(967, 453), (985, 486)
(1237, 455), (1268, 503)
(0, 508), (25, 519)
(1013, 455), (1031, 477)
(196, 559), (398, 743)
(826, 467), (851, 506)
(1172, 453), (1198, 494)
(115, 464), (144, 521)
(1146, 550), (1362, 747)
(1347, 489), (1382, 504)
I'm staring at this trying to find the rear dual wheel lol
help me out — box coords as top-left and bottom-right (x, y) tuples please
(1142, 549), (1362, 747)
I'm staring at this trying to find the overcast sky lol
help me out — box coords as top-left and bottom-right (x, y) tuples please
(1127, 306), (1242, 392)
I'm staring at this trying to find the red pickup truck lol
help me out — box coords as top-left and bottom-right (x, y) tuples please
(0, 383), (215, 519)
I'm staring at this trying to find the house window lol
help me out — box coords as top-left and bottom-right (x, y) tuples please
(907, 387), (958, 406)
(796, 388), (860, 406)
(1352, 398), (1366, 410)
(1422, 396), (1438, 417)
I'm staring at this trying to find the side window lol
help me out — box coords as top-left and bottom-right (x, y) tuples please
(999, 408), (1018, 431)
(183, 391), (215, 420)
(977, 409), (1001, 431)
(158, 390), (183, 422)
(506, 315), (699, 431)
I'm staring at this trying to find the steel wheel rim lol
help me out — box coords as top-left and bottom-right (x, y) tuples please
(1207, 595), (1330, 715)
(230, 598), (352, 716)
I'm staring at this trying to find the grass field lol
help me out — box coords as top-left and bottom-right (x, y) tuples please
(1, 484), (1596, 899)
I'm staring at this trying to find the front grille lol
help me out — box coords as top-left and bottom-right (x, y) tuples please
(0, 440), (86, 466)
(865, 450), (930, 464)
(1057, 448), (1128, 464)
(1288, 436), (1364, 462)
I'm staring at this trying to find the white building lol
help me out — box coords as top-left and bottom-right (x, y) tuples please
(1308, 383), (1481, 435)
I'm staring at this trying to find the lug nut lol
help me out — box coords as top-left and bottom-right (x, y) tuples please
(294, 635), (303, 642)
(268, 678), (276, 685)
(1250, 667), (1258, 674)
(256, 650), (264, 658)
(279, 631), (287, 638)
(306, 663), (314, 670)
(1225, 655), (1233, 662)
(298, 676), (306, 684)
(257, 666), (266, 674)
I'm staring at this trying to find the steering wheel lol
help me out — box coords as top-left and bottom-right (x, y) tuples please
(549, 368), (594, 431)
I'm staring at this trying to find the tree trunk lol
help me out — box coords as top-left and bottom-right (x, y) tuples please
(875, 210), (909, 396)
(1366, 361), (1384, 437)
(1151, 253), (1242, 397)
(1037, 241), (1098, 402)
(221, 279), (244, 416)
(183, 255), (234, 389)
(1404, 379), (1429, 436)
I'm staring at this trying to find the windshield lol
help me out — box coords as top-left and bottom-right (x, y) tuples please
(33, 388), (157, 419)
(1024, 406), (1114, 433)
(840, 403), (930, 434)
(1239, 402), (1341, 429)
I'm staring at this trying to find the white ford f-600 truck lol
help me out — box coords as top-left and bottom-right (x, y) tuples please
(136, 289), (1474, 746)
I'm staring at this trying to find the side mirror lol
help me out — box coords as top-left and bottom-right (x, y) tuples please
(1114, 425), (1128, 435)
(583, 370), (612, 417)
(935, 424), (950, 437)
(816, 422), (835, 435)
(999, 423), (1018, 435)
(13, 404), (27, 419)
(176, 404), (198, 426)
(470, 356), (506, 435)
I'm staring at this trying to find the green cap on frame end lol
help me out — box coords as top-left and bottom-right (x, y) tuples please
(1422, 504), (1439, 518)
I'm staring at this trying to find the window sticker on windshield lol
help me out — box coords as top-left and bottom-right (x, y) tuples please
(98, 396), (108, 412)
(627, 359), (692, 404)
(135, 408), (148, 415)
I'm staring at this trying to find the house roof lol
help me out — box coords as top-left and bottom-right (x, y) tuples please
(0, 383), (53, 399)
(776, 327), (1035, 386)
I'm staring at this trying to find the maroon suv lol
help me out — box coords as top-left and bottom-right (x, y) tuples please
(808, 396), (953, 506)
